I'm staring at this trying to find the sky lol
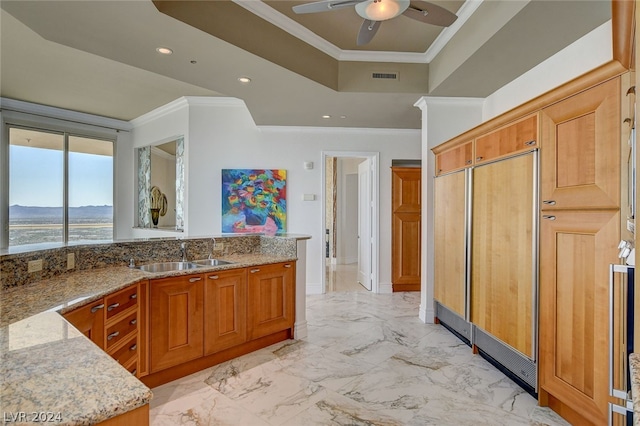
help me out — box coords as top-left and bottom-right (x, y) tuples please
(9, 145), (113, 207)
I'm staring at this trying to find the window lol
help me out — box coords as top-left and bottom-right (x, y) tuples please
(8, 126), (114, 247)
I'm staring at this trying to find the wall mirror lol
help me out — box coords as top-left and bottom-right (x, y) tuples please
(137, 137), (184, 231)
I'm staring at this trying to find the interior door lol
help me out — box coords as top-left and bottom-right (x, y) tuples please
(358, 159), (372, 290)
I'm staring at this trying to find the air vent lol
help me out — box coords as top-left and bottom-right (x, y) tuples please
(372, 72), (398, 80)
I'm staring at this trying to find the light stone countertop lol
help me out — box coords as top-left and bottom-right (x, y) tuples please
(0, 252), (296, 425)
(1, 311), (152, 425)
(629, 353), (640, 426)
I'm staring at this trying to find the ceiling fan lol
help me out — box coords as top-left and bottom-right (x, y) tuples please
(292, 0), (458, 46)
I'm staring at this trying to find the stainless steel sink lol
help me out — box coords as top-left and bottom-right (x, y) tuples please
(136, 261), (202, 273)
(192, 259), (234, 266)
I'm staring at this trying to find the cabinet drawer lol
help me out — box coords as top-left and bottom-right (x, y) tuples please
(123, 357), (138, 377)
(105, 284), (138, 321)
(475, 113), (538, 163)
(105, 311), (138, 350)
(108, 334), (138, 367)
(436, 141), (473, 175)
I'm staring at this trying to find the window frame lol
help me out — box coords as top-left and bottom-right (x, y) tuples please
(1, 110), (118, 249)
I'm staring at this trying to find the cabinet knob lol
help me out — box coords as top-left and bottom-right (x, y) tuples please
(542, 200), (556, 205)
(208, 275), (219, 280)
(90, 303), (105, 313)
(107, 331), (120, 340)
(107, 302), (120, 311)
(524, 140), (536, 146)
(189, 277), (202, 282)
(543, 215), (556, 221)
(476, 156), (483, 161)
(466, 159), (472, 165)
(250, 268), (260, 273)
(284, 264), (292, 268)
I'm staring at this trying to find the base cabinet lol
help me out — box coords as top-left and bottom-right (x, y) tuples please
(149, 274), (204, 373)
(64, 299), (106, 348)
(204, 268), (247, 355)
(248, 262), (295, 340)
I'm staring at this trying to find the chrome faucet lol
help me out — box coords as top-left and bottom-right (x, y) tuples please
(180, 242), (188, 262)
(208, 237), (216, 259)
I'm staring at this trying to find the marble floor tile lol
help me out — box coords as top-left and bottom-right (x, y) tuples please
(150, 291), (569, 426)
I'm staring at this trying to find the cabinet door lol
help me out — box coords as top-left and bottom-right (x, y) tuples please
(204, 268), (247, 355)
(471, 153), (535, 358)
(150, 275), (204, 373)
(247, 262), (295, 340)
(392, 167), (421, 290)
(540, 78), (620, 210)
(539, 209), (620, 425)
(475, 113), (538, 164)
(436, 141), (473, 175)
(434, 169), (466, 318)
(63, 299), (105, 349)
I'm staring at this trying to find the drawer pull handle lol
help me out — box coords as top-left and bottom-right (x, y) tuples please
(476, 156), (483, 161)
(130, 319), (137, 325)
(524, 140), (536, 146)
(131, 369), (137, 376)
(189, 277), (202, 282)
(543, 215), (556, 221)
(542, 200), (556, 205)
(250, 269), (260, 273)
(107, 303), (120, 311)
(209, 275), (219, 280)
(90, 303), (105, 313)
(130, 293), (137, 299)
(284, 264), (292, 268)
(107, 331), (120, 340)
(130, 344), (137, 351)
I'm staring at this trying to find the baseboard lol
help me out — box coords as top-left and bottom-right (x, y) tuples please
(379, 282), (393, 294)
(306, 282), (324, 294)
(294, 320), (308, 339)
(419, 303), (435, 324)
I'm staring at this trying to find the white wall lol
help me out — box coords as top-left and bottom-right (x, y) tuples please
(125, 98), (421, 293)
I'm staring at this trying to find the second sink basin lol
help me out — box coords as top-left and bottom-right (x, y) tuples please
(136, 261), (202, 273)
(192, 259), (234, 266)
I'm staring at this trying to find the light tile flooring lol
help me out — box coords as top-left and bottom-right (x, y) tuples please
(150, 272), (569, 425)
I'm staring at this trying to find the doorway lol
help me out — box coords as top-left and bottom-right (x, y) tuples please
(322, 151), (379, 294)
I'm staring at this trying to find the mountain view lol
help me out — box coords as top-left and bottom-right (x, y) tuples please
(9, 205), (113, 246)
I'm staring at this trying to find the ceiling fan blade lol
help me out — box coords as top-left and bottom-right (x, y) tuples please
(357, 19), (381, 46)
(403, 1), (457, 27)
(293, 0), (365, 14)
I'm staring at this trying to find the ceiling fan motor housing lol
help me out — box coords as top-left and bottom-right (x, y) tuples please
(355, 0), (410, 21)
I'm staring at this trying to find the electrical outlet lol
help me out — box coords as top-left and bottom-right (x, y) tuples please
(28, 259), (43, 273)
(214, 242), (224, 251)
(67, 252), (75, 270)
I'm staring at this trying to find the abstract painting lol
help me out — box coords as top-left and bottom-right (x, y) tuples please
(221, 169), (287, 234)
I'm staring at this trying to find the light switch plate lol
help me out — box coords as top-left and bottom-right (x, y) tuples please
(214, 242), (224, 251)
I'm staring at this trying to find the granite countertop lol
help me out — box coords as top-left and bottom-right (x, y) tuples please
(629, 353), (640, 425)
(1, 311), (152, 425)
(0, 252), (296, 425)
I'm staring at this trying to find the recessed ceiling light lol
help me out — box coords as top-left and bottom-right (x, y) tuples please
(237, 77), (252, 84)
(156, 47), (173, 55)
(322, 115), (331, 119)
(340, 115), (347, 119)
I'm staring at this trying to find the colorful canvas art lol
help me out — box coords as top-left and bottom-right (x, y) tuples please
(221, 169), (287, 234)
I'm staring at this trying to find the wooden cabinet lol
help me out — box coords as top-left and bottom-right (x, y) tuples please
(471, 152), (535, 358)
(64, 299), (105, 348)
(204, 268), (247, 355)
(435, 140), (473, 175)
(538, 77), (623, 426)
(391, 167), (421, 291)
(247, 262), (295, 340)
(539, 210), (620, 425)
(475, 113), (538, 164)
(149, 274), (204, 373)
(540, 78), (620, 210)
(64, 282), (144, 377)
(433, 169), (466, 318)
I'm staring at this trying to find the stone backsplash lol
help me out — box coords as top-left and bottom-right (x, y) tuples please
(0, 234), (299, 289)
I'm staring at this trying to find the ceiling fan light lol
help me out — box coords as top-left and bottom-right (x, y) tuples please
(355, 0), (409, 21)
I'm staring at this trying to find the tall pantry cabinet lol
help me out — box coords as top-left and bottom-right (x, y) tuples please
(538, 77), (622, 425)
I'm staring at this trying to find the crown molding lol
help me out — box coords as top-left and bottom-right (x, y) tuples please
(130, 97), (190, 127)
